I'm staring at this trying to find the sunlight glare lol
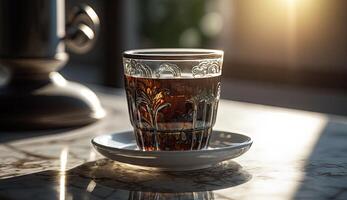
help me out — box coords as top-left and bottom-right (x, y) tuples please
(88, 149), (96, 161)
(59, 147), (69, 200)
(86, 180), (97, 193)
(285, 0), (297, 6)
(286, 0), (298, 66)
(215, 100), (328, 199)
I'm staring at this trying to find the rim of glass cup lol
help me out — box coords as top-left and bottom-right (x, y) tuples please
(123, 48), (223, 60)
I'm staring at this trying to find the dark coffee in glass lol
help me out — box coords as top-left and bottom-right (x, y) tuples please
(123, 49), (223, 151)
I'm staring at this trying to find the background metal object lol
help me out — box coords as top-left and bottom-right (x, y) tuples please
(0, 0), (105, 130)
(66, 4), (100, 54)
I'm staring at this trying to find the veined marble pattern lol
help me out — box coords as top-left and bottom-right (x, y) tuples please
(0, 89), (347, 200)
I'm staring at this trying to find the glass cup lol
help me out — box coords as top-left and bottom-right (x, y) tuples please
(123, 49), (223, 151)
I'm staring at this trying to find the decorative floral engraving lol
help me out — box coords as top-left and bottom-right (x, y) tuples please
(126, 79), (171, 150)
(135, 82), (171, 129)
(186, 83), (220, 149)
(125, 58), (222, 78)
(137, 83), (170, 150)
(192, 60), (221, 77)
(155, 63), (181, 78)
(124, 58), (152, 77)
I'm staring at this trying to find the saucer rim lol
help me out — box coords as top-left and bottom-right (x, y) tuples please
(91, 130), (253, 155)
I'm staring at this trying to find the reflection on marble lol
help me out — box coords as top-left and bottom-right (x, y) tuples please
(71, 159), (251, 193)
(0, 158), (250, 200)
(0, 90), (347, 200)
(128, 191), (214, 200)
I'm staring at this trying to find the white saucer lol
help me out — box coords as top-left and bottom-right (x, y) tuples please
(92, 130), (252, 171)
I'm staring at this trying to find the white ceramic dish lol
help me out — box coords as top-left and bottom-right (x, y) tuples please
(92, 130), (252, 171)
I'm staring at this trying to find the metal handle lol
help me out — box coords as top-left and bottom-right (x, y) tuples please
(65, 4), (100, 54)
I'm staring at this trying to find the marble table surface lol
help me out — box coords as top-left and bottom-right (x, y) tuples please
(0, 88), (346, 200)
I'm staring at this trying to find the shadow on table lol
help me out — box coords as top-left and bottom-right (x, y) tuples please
(0, 159), (252, 200)
(293, 120), (347, 200)
(0, 127), (80, 143)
